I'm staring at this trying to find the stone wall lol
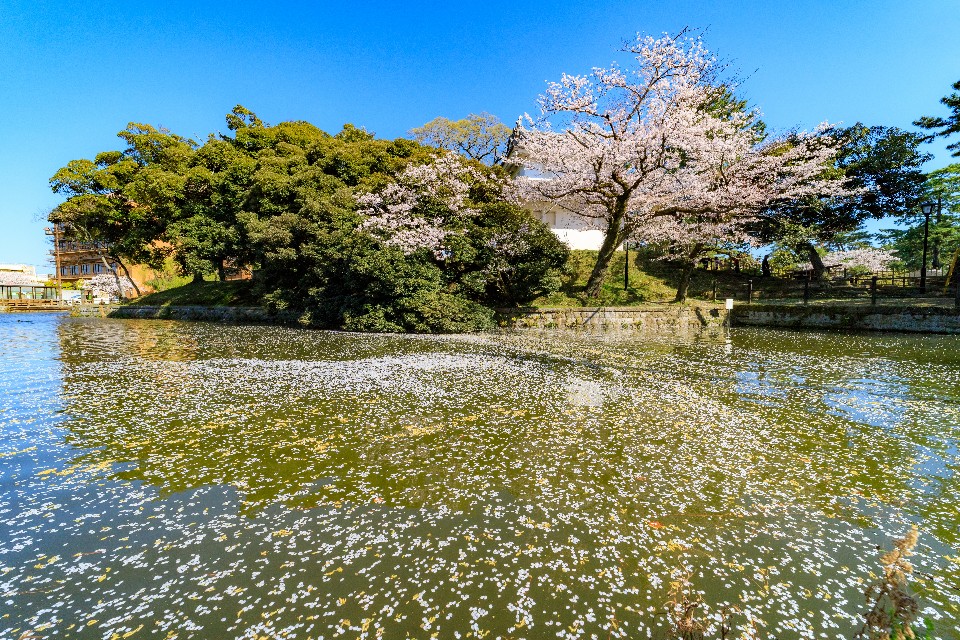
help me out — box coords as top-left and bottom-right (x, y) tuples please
(732, 303), (960, 334)
(73, 304), (300, 325)
(76, 303), (729, 335)
(68, 302), (960, 335)
(70, 304), (117, 318)
(497, 304), (729, 333)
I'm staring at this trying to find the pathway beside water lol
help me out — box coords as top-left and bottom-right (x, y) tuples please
(1, 314), (959, 639)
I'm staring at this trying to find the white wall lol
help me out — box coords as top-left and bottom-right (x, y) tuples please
(528, 203), (606, 251)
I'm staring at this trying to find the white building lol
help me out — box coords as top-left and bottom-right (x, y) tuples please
(511, 157), (607, 251)
(525, 200), (606, 250)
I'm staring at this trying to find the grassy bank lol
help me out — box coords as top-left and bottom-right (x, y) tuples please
(129, 280), (258, 307)
(531, 249), (778, 307)
(126, 251), (793, 309)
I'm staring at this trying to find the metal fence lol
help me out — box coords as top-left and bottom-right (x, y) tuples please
(707, 273), (960, 309)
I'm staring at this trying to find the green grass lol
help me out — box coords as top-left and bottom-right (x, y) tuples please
(530, 249), (774, 307)
(127, 251), (802, 310)
(144, 272), (194, 292)
(128, 280), (259, 307)
(531, 250), (675, 307)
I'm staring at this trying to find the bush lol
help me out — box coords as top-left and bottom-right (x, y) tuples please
(242, 130), (566, 332)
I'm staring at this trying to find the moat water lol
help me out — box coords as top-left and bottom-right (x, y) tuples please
(2, 313), (959, 639)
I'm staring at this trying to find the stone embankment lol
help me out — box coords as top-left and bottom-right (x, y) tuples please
(732, 303), (960, 334)
(497, 304), (729, 332)
(73, 303), (731, 334)
(73, 304), (300, 325)
(72, 302), (960, 335)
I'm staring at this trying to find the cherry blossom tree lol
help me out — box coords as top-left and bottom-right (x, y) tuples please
(356, 153), (485, 257)
(0, 272), (41, 287)
(801, 248), (897, 274)
(84, 273), (136, 300)
(510, 31), (855, 300)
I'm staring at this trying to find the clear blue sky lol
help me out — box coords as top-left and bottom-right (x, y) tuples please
(2, 0), (958, 273)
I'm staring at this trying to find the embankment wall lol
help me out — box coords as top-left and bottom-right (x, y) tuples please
(79, 302), (960, 335)
(73, 304), (300, 325)
(732, 303), (960, 334)
(74, 303), (731, 334)
(496, 305), (729, 333)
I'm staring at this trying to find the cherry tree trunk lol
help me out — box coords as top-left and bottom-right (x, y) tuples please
(585, 201), (628, 298)
(801, 242), (827, 280)
(115, 259), (142, 297)
(674, 243), (704, 303)
(585, 228), (624, 298)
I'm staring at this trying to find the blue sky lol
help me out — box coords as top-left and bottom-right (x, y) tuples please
(1, 0), (958, 273)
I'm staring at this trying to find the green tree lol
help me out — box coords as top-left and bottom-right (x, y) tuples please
(915, 80), (960, 157)
(240, 119), (565, 331)
(409, 113), (511, 164)
(165, 131), (258, 281)
(879, 163), (960, 272)
(49, 123), (197, 293)
(761, 124), (930, 278)
(924, 164), (960, 269)
(49, 107), (565, 330)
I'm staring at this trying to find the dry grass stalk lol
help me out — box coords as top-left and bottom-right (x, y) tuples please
(665, 571), (707, 640)
(859, 525), (926, 640)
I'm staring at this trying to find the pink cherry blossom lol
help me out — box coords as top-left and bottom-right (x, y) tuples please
(356, 153), (485, 257)
(803, 248), (897, 273)
(508, 31), (858, 293)
(85, 273), (136, 299)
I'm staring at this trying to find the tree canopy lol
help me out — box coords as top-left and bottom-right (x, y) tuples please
(409, 113), (511, 165)
(915, 80), (960, 157)
(510, 31), (852, 300)
(758, 124), (930, 277)
(49, 106), (567, 332)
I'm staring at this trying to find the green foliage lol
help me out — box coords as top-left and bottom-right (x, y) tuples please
(409, 113), (511, 164)
(240, 123), (566, 332)
(760, 124), (930, 250)
(51, 106), (567, 332)
(144, 256), (195, 292)
(49, 122), (198, 273)
(915, 79), (960, 157)
(879, 163), (960, 270)
(878, 218), (960, 271)
(767, 246), (804, 275)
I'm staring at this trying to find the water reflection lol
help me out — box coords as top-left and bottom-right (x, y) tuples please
(1, 315), (959, 639)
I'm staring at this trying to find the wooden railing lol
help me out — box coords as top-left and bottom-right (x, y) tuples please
(1, 299), (70, 311)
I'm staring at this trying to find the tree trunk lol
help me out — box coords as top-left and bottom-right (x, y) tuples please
(674, 243), (704, 303)
(99, 255), (126, 300)
(114, 258), (142, 296)
(217, 259), (228, 282)
(584, 202), (627, 298)
(193, 272), (205, 284)
(800, 242), (826, 280)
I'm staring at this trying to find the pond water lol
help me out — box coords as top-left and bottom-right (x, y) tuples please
(1, 313), (959, 639)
